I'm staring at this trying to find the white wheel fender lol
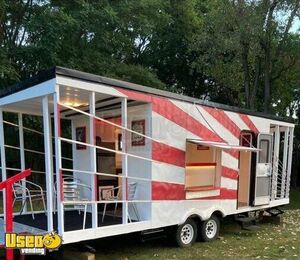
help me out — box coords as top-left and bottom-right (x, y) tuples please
(179, 207), (225, 225)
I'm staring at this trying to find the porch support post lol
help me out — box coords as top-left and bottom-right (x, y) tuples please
(18, 113), (27, 213)
(286, 127), (294, 197)
(53, 86), (64, 234)
(272, 125), (280, 200)
(281, 127), (289, 198)
(0, 109), (7, 221)
(89, 92), (97, 228)
(121, 98), (128, 224)
(43, 95), (54, 231)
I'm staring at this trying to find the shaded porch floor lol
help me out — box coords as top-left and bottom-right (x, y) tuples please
(12, 210), (123, 232)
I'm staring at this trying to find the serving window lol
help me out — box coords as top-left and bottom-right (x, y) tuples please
(185, 142), (219, 191)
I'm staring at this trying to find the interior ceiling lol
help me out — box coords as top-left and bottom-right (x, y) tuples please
(2, 86), (146, 118)
(62, 97), (144, 118)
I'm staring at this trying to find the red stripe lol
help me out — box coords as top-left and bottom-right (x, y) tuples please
(117, 88), (240, 159)
(116, 88), (222, 142)
(226, 150), (239, 159)
(152, 181), (185, 200)
(152, 142), (185, 167)
(198, 188), (237, 200)
(202, 107), (241, 159)
(153, 99), (222, 142)
(203, 107), (241, 138)
(117, 88), (153, 103)
(222, 166), (239, 180)
(152, 182), (237, 200)
(239, 114), (259, 133)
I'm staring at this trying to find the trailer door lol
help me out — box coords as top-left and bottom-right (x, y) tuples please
(254, 133), (273, 206)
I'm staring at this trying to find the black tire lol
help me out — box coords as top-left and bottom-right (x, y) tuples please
(174, 219), (197, 247)
(199, 215), (220, 242)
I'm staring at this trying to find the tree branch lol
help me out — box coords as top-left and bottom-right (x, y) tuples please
(276, 0), (300, 57)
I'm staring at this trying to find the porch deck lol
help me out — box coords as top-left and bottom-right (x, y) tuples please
(0, 210), (123, 245)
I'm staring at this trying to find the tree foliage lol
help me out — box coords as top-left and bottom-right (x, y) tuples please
(0, 0), (300, 184)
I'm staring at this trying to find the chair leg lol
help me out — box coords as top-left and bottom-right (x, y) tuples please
(28, 196), (35, 220)
(127, 203), (132, 223)
(83, 204), (87, 229)
(114, 202), (118, 218)
(53, 196), (56, 214)
(102, 203), (107, 223)
(19, 199), (27, 215)
(128, 210), (132, 223)
(133, 204), (139, 221)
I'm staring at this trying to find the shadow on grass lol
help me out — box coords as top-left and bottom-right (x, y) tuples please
(286, 187), (300, 210)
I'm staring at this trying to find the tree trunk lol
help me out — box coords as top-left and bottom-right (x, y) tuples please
(264, 51), (271, 113)
(262, 0), (278, 113)
(241, 43), (251, 108)
(250, 57), (260, 109)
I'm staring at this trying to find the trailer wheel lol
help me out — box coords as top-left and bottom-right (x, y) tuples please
(175, 219), (197, 247)
(199, 215), (220, 242)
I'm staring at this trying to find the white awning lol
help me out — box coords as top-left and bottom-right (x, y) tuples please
(187, 139), (260, 152)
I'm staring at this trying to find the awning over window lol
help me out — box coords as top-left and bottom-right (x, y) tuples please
(187, 139), (260, 152)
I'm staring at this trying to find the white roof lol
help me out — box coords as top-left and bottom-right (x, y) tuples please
(187, 139), (260, 152)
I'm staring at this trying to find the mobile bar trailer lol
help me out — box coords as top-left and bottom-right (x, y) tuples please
(0, 67), (294, 251)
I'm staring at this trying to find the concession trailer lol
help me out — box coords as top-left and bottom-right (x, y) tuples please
(0, 67), (295, 249)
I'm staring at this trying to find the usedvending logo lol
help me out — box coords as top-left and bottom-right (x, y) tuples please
(5, 232), (62, 255)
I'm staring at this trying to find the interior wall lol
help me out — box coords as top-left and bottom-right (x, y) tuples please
(185, 143), (217, 189)
(71, 104), (152, 220)
(126, 104), (152, 221)
(72, 115), (93, 209)
(95, 117), (121, 180)
(186, 142), (214, 163)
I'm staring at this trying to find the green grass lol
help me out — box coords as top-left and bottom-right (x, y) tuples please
(60, 188), (300, 260)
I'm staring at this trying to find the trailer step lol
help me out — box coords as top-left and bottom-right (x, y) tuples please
(141, 229), (166, 242)
(235, 216), (256, 223)
(266, 207), (285, 216)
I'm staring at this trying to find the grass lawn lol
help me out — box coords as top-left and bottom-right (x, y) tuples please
(84, 209), (300, 260)
(59, 188), (300, 260)
(1, 188), (300, 259)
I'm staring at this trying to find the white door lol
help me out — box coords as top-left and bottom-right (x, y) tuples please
(254, 133), (273, 206)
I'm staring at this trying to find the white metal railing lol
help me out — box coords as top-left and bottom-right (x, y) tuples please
(4, 143), (73, 162)
(60, 137), (160, 164)
(3, 120), (44, 136)
(59, 102), (161, 143)
(0, 166), (46, 176)
(61, 168), (151, 183)
(272, 154), (289, 200)
(3, 120), (73, 162)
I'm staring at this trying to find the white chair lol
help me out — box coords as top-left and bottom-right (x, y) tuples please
(101, 185), (121, 223)
(101, 182), (139, 223)
(54, 176), (91, 229)
(127, 182), (139, 222)
(13, 180), (46, 219)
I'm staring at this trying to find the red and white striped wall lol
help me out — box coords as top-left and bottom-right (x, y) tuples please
(115, 87), (270, 203)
